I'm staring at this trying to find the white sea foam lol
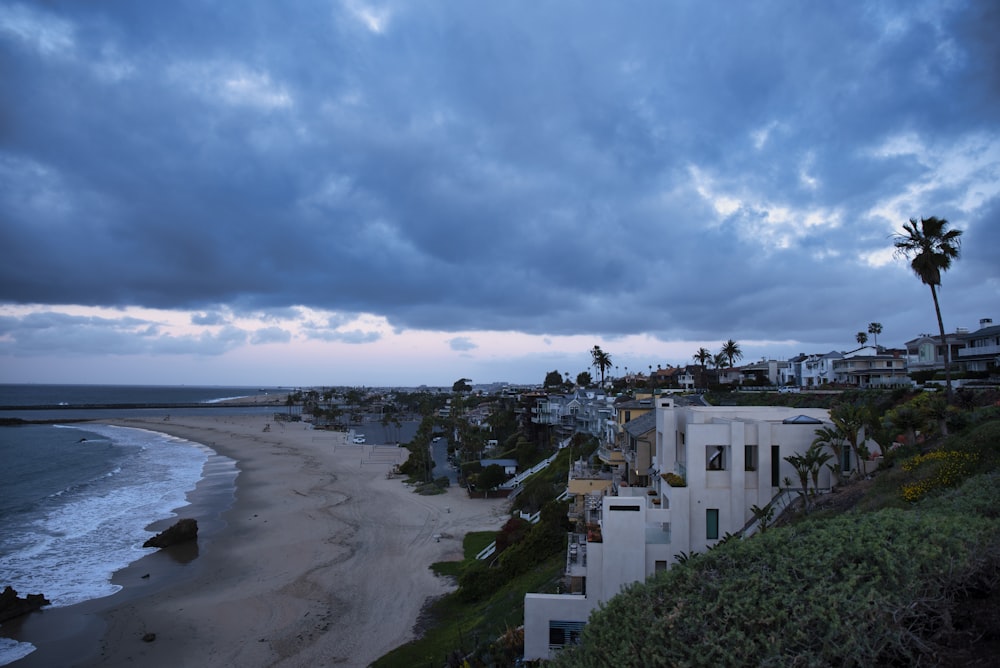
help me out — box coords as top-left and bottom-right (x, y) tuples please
(0, 637), (36, 666)
(0, 424), (208, 608)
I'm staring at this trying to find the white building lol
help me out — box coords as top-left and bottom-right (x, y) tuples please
(524, 398), (842, 661)
(799, 351), (843, 387)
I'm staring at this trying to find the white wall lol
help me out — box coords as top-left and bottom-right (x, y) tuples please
(523, 593), (596, 661)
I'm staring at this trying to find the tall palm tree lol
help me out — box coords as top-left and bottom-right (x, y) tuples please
(591, 345), (613, 389)
(721, 339), (743, 369)
(856, 331), (868, 347)
(692, 347), (712, 389)
(867, 322), (882, 348)
(893, 216), (963, 400)
(712, 352), (729, 369)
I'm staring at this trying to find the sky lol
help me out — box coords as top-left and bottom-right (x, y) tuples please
(1, 1), (998, 388)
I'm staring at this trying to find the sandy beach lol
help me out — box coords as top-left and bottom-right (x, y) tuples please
(8, 414), (508, 667)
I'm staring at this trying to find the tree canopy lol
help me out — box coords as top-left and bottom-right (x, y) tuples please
(543, 369), (564, 388)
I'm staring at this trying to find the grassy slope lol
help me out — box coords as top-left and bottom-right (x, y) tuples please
(372, 532), (564, 668)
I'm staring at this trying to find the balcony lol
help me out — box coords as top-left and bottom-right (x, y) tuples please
(959, 344), (1000, 358)
(645, 522), (671, 544)
(566, 532), (588, 580)
(597, 445), (626, 465)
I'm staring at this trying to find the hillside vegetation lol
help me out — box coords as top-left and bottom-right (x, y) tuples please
(552, 415), (1000, 667)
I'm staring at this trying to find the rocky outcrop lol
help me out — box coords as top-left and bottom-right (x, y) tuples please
(143, 518), (199, 549)
(0, 586), (50, 623)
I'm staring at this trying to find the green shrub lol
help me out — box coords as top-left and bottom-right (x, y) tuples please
(662, 472), (686, 487)
(554, 474), (1000, 667)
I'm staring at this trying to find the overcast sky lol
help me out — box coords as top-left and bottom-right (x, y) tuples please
(1, 1), (998, 388)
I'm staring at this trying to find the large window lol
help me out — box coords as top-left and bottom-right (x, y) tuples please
(706, 509), (719, 540)
(706, 445), (727, 471)
(744, 445), (758, 471)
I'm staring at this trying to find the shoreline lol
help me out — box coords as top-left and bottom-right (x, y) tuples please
(4, 414), (508, 667)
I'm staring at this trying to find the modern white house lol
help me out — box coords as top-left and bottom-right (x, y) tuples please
(523, 398), (845, 661)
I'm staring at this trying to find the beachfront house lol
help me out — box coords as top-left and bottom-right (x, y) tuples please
(523, 398), (847, 661)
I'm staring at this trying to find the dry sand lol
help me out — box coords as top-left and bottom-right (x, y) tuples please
(13, 414), (509, 667)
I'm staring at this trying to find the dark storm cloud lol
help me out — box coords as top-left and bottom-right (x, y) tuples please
(1, 1), (997, 350)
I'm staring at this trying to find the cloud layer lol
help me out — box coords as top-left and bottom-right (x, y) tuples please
(1, 1), (998, 384)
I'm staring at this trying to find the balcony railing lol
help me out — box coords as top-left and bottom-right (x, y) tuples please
(959, 344), (1000, 358)
(597, 445), (625, 464)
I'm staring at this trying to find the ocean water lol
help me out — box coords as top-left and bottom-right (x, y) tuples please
(0, 383), (285, 422)
(0, 385), (255, 665)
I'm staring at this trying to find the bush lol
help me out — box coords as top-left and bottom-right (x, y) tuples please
(662, 472), (686, 487)
(554, 474), (1000, 667)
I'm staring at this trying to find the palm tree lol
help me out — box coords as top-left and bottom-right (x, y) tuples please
(720, 339), (743, 369)
(591, 345), (613, 389)
(830, 402), (866, 479)
(712, 352), (729, 369)
(804, 442), (834, 498)
(783, 452), (813, 512)
(812, 426), (846, 486)
(856, 331), (868, 347)
(692, 347), (711, 389)
(893, 216), (963, 400)
(867, 322), (882, 348)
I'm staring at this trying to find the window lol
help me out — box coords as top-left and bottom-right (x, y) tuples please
(771, 445), (780, 486)
(744, 445), (758, 471)
(842, 447), (851, 473)
(706, 445), (726, 470)
(549, 620), (585, 649)
(706, 509), (719, 540)
(655, 560), (667, 573)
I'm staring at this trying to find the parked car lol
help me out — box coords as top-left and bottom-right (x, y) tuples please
(352, 435), (366, 444)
